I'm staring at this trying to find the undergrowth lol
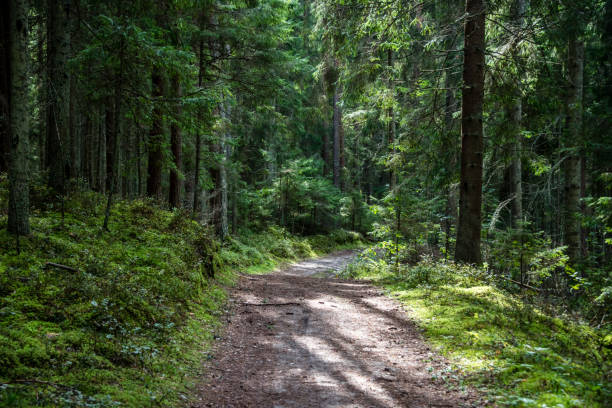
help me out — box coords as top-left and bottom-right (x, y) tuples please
(0, 192), (362, 407)
(341, 249), (611, 407)
(220, 227), (364, 274)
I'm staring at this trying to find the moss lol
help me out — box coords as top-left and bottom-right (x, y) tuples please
(0, 193), (362, 406)
(345, 256), (611, 407)
(0, 197), (229, 406)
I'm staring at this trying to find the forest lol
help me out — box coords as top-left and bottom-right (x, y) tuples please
(0, 0), (611, 406)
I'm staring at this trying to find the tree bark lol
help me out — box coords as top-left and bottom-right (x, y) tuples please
(169, 74), (182, 208)
(102, 36), (124, 230)
(193, 38), (204, 216)
(0, 1), (9, 174)
(146, 72), (164, 199)
(444, 67), (458, 258)
(455, 0), (486, 264)
(563, 36), (584, 263)
(105, 103), (114, 192)
(7, 0), (30, 235)
(46, 0), (70, 194)
(217, 97), (230, 240)
(387, 48), (396, 190)
(510, 0), (526, 225)
(322, 122), (330, 176)
(97, 109), (106, 193)
(332, 83), (342, 189)
(510, 100), (523, 224)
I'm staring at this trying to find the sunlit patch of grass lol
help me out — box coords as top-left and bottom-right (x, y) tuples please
(345, 256), (611, 407)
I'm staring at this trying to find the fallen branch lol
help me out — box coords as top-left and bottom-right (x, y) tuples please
(241, 302), (301, 306)
(500, 276), (541, 292)
(45, 262), (79, 273)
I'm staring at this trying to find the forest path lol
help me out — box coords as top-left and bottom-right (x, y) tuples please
(194, 251), (478, 407)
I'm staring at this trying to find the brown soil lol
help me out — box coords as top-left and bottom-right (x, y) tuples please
(193, 251), (480, 408)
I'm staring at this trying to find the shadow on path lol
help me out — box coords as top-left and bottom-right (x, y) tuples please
(194, 251), (479, 408)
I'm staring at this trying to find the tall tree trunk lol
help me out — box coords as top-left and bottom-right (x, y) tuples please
(510, 0), (526, 225)
(332, 83), (341, 189)
(0, 1), (9, 174)
(0, 1), (11, 173)
(444, 68), (458, 258)
(322, 122), (330, 176)
(105, 103), (114, 192)
(209, 144), (221, 231)
(216, 97), (230, 240)
(146, 72), (164, 199)
(97, 109), (106, 193)
(68, 7), (79, 181)
(387, 48), (396, 190)
(69, 71), (79, 179)
(193, 38), (204, 216)
(580, 155), (588, 257)
(563, 36), (584, 263)
(103, 37), (124, 230)
(81, 115), (91, 187)
(510, 101), (523, 224)
(231, 182), (238, 234)
(7, 0), (30, 235)
(339, 96), (345, 191)
(455, 0), (486, 264)
(46, 0), (70, 194)
(169, 74), (182, 208)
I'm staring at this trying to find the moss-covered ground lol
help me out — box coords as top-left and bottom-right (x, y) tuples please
(0, 193), (363, 407)
(341, 254), (611, 407)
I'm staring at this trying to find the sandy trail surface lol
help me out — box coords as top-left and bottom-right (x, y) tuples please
(194, 250), (479, 407)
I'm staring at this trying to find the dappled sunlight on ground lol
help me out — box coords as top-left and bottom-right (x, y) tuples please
(195, 252), (479, 407)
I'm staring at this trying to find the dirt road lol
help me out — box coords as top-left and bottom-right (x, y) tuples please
(194, 251), (479, 407)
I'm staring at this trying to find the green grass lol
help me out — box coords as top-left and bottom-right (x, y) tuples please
(0, 191), (364, 407)
(342, 255), (611, 407)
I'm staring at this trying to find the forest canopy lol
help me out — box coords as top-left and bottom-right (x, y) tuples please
(0, 0), (611, 406)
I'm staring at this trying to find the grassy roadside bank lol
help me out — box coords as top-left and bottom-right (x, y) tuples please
(0, 194), (363, 407)
(341, 252), (611, 407)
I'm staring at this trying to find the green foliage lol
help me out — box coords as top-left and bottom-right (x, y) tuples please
(486, 224), (571, 289)
(0, 195), (228, 406)
(343, 251), (611, 407)
(234, 158), (374, 235)
(368, 188), (446, 264)
(219, 225), (364, 273)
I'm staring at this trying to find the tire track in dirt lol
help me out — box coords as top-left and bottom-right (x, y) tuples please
(194, 250), (480, 407)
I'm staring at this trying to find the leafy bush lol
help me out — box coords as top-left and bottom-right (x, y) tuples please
(486, 224), (572, 291)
